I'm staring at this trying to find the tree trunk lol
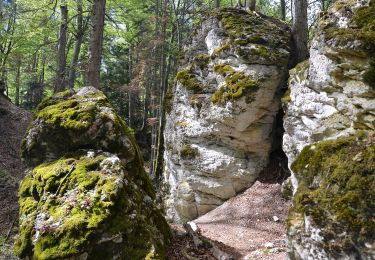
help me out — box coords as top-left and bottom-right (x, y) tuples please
(128, 45), (133, 128)
(236, 0), (242, 7)
(54, 2), (68, 93)
(281, 0), (286, 20)
(68, 0), (84, 89)
(215, 0), (220, 8)
(292, 0), (309, 63)
(246, 0), (256, 11)
(15, 58), (21, 106)
(87, 0), (106, 88)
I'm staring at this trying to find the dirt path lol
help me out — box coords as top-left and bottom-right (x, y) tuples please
(0, 95), (31, 238)
(192, 181), (290, 259)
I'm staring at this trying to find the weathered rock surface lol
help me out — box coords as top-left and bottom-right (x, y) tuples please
(288, 134), (374, 260)
(163, 8), (292, 223)
(16, 87), (170, 259)
(283, 0), (375, 175)
(283, 1), (375, 259)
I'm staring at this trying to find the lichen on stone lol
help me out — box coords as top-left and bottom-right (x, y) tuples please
(289, 134), (375, 258)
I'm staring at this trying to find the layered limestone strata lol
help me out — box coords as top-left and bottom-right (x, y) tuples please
(163, 8), (292, 223)
(16, 87), (170, 259)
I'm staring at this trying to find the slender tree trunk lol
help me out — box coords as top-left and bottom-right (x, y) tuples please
(87, 0), (106, 88)
(68, 0), (84, 89)
(215, 0), (220, 8)
(246, 0), (256, 11)
(281, 0), (286, 20)
(15, 58), (21, 106)
(128, 45), (133, 128)
(54, 1), (68, 93)
(236, 0), (242, 7)
(292, 0), (309, 63)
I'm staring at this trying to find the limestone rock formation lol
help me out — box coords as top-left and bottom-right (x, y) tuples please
(283, 0), (375, 172)
(16, 87), (170, 259)
(283, 1), (375, 259)
(163, 8), (292, 223)
(288, 134), (374, 259)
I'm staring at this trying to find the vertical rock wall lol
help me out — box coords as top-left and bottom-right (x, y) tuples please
(284, 1), (375, 259)
(163, 8), (292, 223)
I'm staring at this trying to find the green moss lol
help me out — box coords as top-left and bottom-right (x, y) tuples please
(324, 2), (375, 52)
(289, 134), (375, 255)
(15, 152), (170, 259)
(213, 42), (230, 55)
(281, 88), (291, 109)
(214, 8), (290, 51)
(214, 64), (235, 75)
(194, 54), (210, 69)
(212, 64), (259, 104)
(176, 68), (203, 93)
(180, 145), (199, 159)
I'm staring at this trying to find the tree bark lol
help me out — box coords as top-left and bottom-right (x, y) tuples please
(54, 2), (68, 93)
(281, 0), (286, 20)
(246, 0), (256, 11)
(236, 0), (242, 7)
(68, 0), (84, 89)
(292, 0), (309, 63)
(215, 0), (220, 8)
(87, 0), (106, 88)
(15, 57), (21, 106)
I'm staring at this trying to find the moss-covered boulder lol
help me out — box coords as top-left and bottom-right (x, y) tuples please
(22, 87), (136, 167)
(17, 87), (170, 259)
(288, 134), (374, 259)
(164, 8), (292, 223)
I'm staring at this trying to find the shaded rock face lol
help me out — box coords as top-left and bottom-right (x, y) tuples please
(283, 1), (375, 259)
(163, 8), (292, 223)
(16, 87), (170, 259)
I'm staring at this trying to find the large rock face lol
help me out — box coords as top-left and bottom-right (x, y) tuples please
(163, 8), (292, 223)
(283, 0), (375, 173)
(15, 87), (170, 259)
(283, 1), (375, 259)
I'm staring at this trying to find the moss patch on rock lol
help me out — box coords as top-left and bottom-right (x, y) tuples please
(17, 87), (171, 259)
(212, 64), (259, 104)
(289, 134), (375, 257)
(176, 68), (203, 93)
(180, 145), (199, 159)
(21, 87), (136, 167)
(322, 1), (375, 89)
(212, 8), (291, 63)
(15, 152), (170, 259)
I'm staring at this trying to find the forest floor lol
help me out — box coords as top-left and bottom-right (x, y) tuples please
(0, 95), (31, 258)
(167, 180), (291, 260)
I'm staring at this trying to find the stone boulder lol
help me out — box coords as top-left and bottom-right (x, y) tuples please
(22, 87), (136, 167)
(163, 8), (292, 223)
(283, 0), (375, 259)
(288, 134), (374, 259)
(283, 0), (375, 173)
(16, 87), (170, 259)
